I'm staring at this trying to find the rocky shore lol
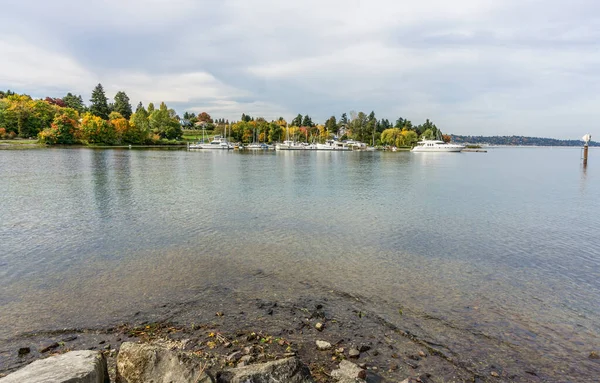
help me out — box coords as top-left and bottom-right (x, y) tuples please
(1, 286), (513, 383)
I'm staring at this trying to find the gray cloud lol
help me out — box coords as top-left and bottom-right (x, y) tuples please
(1, 0), (599, 137)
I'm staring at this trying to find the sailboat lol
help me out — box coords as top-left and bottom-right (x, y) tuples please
(276, 126), (307, 150)
(189, 124), (234, 149)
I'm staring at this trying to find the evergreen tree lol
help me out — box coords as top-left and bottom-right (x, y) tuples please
(301, 115), (314, 127)
(62, 93), (86, 114)
(136, 102), (146, 113)
(291, 114), (303, 127)
(113, 91), (132, 120)
(325, 116), (337, 135)
(89, 83), (110, 120)
(339, 113), (348, 129)
(147, 102), (155, 114)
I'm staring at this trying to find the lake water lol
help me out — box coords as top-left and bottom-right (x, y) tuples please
(1, 147), (599, 380)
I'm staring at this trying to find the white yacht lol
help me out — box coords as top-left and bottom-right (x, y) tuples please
(189, 135), (234, 150)
(276, 140), (308, 150)
(316, 140), (351, 150)
(411, 140), (465, 152)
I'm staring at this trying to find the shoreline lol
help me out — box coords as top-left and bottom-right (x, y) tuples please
(0, 287), (481, 383)
(3, 275), (596, 382)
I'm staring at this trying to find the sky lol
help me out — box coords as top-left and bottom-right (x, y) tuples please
(1, 0), (598, 138)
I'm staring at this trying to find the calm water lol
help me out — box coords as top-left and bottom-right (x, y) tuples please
(1, 147), (599, 379)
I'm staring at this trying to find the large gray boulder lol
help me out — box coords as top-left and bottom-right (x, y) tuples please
(116, 342), (212, 383)
(0, 350), (108, 383)
(217, 357), (314, 383)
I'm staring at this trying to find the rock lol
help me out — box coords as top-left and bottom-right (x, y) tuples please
(490, 371), (499, 377)
(39, 342), (60, 353)
(418, 350), (427, 357)
(389, 363), (398, 371)
(227, 351), (242, 362)
(331, 360), (366, 382)
(116, 342), (212, 383)
(17, 347), (30, 356)
(315, 322), (324, 331)
(335, 347), (345, 354)
(358, 345), (371, 353)
(589, 351), (599, 359)
(348, 348), (360, 358)
(0, 350), (108, 383)
(242, 346), (255, 355)
(217, 357), (314, 383)
(316, 340), (332, 351)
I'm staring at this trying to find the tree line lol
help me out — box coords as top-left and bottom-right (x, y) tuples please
(0, 85), (182, 145)
(450, 135), (599, 147)
(2, 85), (447, 146)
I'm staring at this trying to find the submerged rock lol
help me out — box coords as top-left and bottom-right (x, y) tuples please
(331, 360), (366, 382)
(217, 357), (313, 383)
(0, 350), (108, 383)
(116, 342), (212, 383)
(348, 348), (360, 358)
(316, 340), (332, 350)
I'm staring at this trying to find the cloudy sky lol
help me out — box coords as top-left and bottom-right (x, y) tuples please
(1, 0), (598, 138)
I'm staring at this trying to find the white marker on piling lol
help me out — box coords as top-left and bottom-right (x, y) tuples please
(582, 134), (591, 167)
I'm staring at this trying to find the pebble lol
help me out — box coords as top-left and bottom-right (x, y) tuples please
(358, 344), (371, 352)
(418, 350), (427, 357)
(243, 346), (255, 355)
(358, 363), (367, 369)
(334, 347), (345, 354)
(315, 322), (324, 331)
(348, 348), (360, 358)
(589, 351), (599, 359)
(316, 340), (332, 350)
(390, 363), (399, 371)
(18, 347), (30, 356)
(491, 371), (499, 377)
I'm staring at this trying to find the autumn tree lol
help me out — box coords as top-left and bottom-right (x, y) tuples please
(89, 83), (110, 120)
(197, 112), (212, 123)
(113, 91), (132, 120)
(80, 112), (117, 144)
(38, 108), (79, 144)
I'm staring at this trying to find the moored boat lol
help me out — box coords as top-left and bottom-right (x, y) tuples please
(411, 140), (464, 152)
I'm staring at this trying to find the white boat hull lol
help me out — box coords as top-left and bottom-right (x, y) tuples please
(411, 140), (464, 152)
(411, 147), (464, 152)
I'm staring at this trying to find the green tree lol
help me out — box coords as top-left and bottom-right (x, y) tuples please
(62, 93), (86, 114)
(113, 91), (132, 120)
(291, 114), (303, 127)
(301, 114), (314, 127)
(89, 83), (110, 120)
(350, 111), (368, 142)
(149, 101), (182, 139)
(324, 116), (337, 135)
(147, 102), (155, 114)
(130, 109), (150, 143)
(339, 113), (348, 129)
